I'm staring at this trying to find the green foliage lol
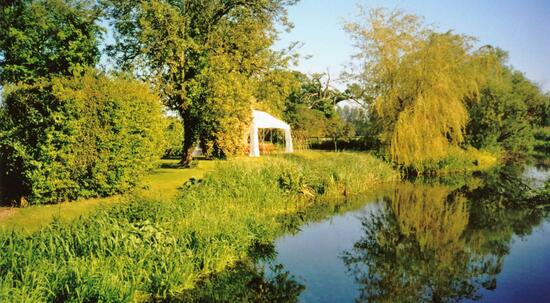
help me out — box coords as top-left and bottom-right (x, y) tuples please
(533, 127), (550, 156)
(197, 54), (256, 158)
(284, 72), (345, 118)
(0, 70), (165, 204)
(162, 116), (184, 158)
(337, 105), (369, 136)
(325, 115), (355, 140)
(282, 72), (352, 148)
(344, 8), (498, 172)
(255, 69), (302, 116)
(421, 147), (498, 175)
(0, 0), (102, 84)
(284, 103), (327, 141)
(104, 0), (297, 164)
(466, 60), (550, 157)
(0, 152), (397, 301)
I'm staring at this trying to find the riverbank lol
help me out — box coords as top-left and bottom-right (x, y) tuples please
(0, 160), (215, 233)
(0, 146), (499, 234)
(0, 152), (398, 302)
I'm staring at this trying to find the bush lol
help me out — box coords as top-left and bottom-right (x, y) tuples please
(162, 116), (184, 158)
(0, 70), (165, 204)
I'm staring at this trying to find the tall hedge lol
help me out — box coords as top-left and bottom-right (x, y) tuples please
(0, 71), (165, 205)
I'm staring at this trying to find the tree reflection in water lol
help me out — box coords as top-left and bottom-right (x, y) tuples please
(177, 243), (305, 303)
(342, 165), (549, 303)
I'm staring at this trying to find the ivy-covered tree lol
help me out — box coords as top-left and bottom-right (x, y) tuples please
(0, 0), (102, 84)
(103, 0), (297, 165)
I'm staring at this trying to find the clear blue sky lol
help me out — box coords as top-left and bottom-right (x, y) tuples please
(274, 0), (550, 92)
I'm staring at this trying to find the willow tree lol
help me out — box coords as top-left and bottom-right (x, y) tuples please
(344, 8), (497, 171)
(104, 0), (297, 165)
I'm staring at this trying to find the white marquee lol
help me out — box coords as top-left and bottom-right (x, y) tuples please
(249, 110), (293, 157)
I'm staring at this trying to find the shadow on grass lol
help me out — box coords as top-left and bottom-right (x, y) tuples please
(159, 157), (209, 169)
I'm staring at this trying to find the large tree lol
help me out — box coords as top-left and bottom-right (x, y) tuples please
(0, 0), (102, 84)
(104, 0), (297, 165)
(343, 8), (497, 171)
(282, 72), (349, 147)
(464, 49), (550, 158)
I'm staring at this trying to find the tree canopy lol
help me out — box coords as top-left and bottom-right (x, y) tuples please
(466, 51), (550, 157)
(0, 0), (102, 84)
(104, 0), (298, 164)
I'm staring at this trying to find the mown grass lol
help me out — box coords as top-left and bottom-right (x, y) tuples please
(0, 160), (215, 233)
(0, 152), (397, 302)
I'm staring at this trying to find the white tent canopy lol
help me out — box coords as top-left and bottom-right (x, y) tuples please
(249, 110), (293, 157)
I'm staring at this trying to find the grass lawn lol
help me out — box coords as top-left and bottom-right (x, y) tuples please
(0, 159), (215, 233)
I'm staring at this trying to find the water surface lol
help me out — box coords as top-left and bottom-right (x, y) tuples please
(267, 164), (550, 302)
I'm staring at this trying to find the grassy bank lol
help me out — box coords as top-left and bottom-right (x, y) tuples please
(0, 152), (397, 302)
(0, 160), (215, 233)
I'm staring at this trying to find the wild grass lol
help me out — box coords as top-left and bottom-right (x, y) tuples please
(0, 152), (397, 302)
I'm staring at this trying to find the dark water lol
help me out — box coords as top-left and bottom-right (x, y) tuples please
(183, 164), (550, 302)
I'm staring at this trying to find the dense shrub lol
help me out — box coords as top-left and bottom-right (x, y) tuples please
(0, 70), (165, 204)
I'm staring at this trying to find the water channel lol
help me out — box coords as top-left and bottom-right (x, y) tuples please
(183, 163), (550, 302)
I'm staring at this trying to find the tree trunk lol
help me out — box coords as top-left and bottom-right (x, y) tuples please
(180, 114), (199, 167)
(180, 143), (195, 167)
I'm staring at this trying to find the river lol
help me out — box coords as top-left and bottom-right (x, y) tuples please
(182, 164), (550, 302)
